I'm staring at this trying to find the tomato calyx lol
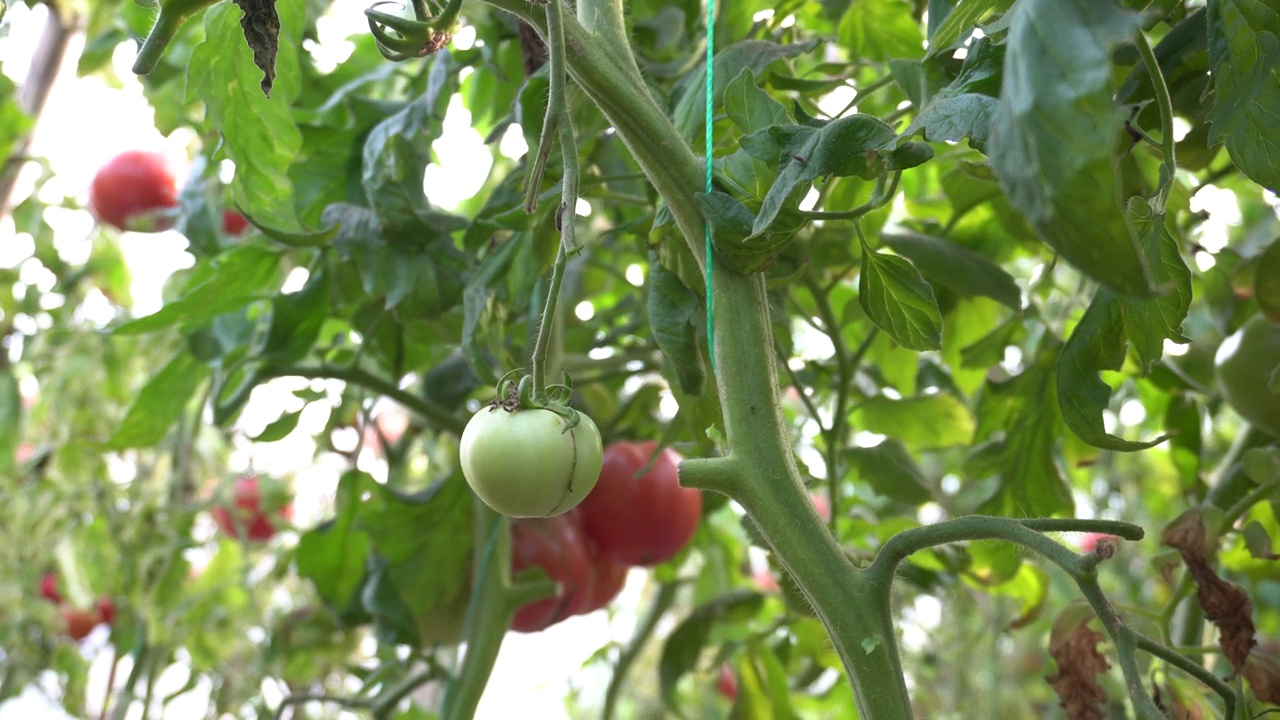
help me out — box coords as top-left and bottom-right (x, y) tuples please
(493, 369), (584, 432)
(365, 0), (457, 62)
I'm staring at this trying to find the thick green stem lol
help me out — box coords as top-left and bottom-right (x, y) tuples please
(133, 2), (219, 76)
(483, 0), (914, 715)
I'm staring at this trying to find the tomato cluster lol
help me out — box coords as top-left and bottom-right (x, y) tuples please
(39, 572), (117, 641)
(509, 440), (703, 633)
(509, 512), (628, 632)
(87, 149), (249, 236)
(211, 476), (293, 542)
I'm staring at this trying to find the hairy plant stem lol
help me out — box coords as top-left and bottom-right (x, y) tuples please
(481, 0), (913, 715)
(1133, 30), (1177, 215)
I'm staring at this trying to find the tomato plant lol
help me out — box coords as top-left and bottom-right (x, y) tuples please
(460, 406), (603, 518)
(4, 0), (1280, 717)
(211, 476), (292, 541)
(1215, 314), (1280, 438)
(87, 150), (179, 231)
(577, 441), (701, 566)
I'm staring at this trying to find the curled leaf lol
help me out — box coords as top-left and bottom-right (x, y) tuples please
(1045, 612), (1110, 720)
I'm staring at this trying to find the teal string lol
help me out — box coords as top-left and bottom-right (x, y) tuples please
(704, 0), (716, 374)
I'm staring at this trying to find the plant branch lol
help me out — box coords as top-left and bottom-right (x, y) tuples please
(1133, 30), (1177, 215)
(260, 364), (466, 435)
(602, 581), (679, 720)
(1134, 634), (1239, 717)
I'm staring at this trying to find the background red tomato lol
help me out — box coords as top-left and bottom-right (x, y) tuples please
(88, 150), (179, 231)
(575, 540), (628, 615)
(717, 664), (739, 699)
(222, 209), (250, 236)
(60, 607), (99, 641)
(509, 515), (591, 632)
(40, 572), (62, 603)
(576, 441), (702, 566)
(212, 476), (292, 541)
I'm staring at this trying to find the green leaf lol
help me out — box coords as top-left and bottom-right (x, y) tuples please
(0, 74), (33, 166)
(1058, 292), (1168, 451)
(674, 40), (817, 142)
(113, 246), (281, 334)
(696, 191), (795, 274)
(252, 409), (302, 442)
(1255, 241), (1280, 323)
(966, 339), (1073, 517)
(1118, 218), (1192, 373)
(647, 263), (706, 396)
(187, 0), (305, 231)
(462, 236), (523, 386)
(905, 38), (1004, 150)
(927, 0), (998, 56)
(724, 68), (791, 135)
(838, 0), (926, 63)
(0, 371), (20, 476)
(881, 232), (1022, 310)
(362, 476), (473, 646)
(105, 352), (210, 449)
(1165, 394), (1203, 489)
(845, 439), (934, 503)
(1206, 0), (1280, 193)
(297, 472), (375, 617)
(855, 393), (976, 451)
(859, 238), (943, 351)
(263, 268), (331, 362)
(747, 115), (932, 236)
(659, 590), (764, 710)
(988, 0), (1152, 296)
(362, 64), (452, 231)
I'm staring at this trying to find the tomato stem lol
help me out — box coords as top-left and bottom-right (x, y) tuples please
(528, 0), (577, 402)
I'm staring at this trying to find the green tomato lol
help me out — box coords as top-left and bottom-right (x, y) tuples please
(1214, 314), (1280, 438)
(460, 406), (603, 517)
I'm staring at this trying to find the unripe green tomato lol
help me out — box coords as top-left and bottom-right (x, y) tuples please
(460, 406), (603, 517)
(1215, 315), (1280, 438)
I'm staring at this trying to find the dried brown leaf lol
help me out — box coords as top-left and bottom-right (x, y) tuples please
(1045, 623), (1110, 720)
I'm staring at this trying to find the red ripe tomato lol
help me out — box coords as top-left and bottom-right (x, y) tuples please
(717, 664), (739, 699)
(60, 607), (100, 641)
(88, 150), (179, 231)
(40, 572), (62, 603)
(576, 542), (628, 615)
(96, 597), (117, 626)
(510, 515), (591, 632)
(222, 209), (250, 236)
(576, 441), (702, 566)
(212, 476), (293, 541)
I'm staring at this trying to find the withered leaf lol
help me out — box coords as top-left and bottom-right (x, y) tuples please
(1046, 622), (1110, 720)
(232, 0), (280, 96)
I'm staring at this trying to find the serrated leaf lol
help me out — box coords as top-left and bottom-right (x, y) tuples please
(674, 40), (817, 142)
(856, 393), (976, 451)
(966, 339), (1073, 517)
(648, 263), (706, 396)
(1205, 0), (1280, 192)
(298, 472), (375, 615)
(859, 239), (943, 351)
(114, 246), (281, 334)
(105, 352), (210, 449)
(1058, 292), (1168, 451)
(187, 0), (304, 231)
(750, 116), (932, 237)
(845, 439), (934, 503)
(724, 68), (791, 134)
(989, 0), (1152, 296)
(362, 476), (473, 646)
(1119, 218), (1192, 373)
(882, 232), (1022, 310)
(906, 38), (1004, 150)
(696, 191), (794, 274)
